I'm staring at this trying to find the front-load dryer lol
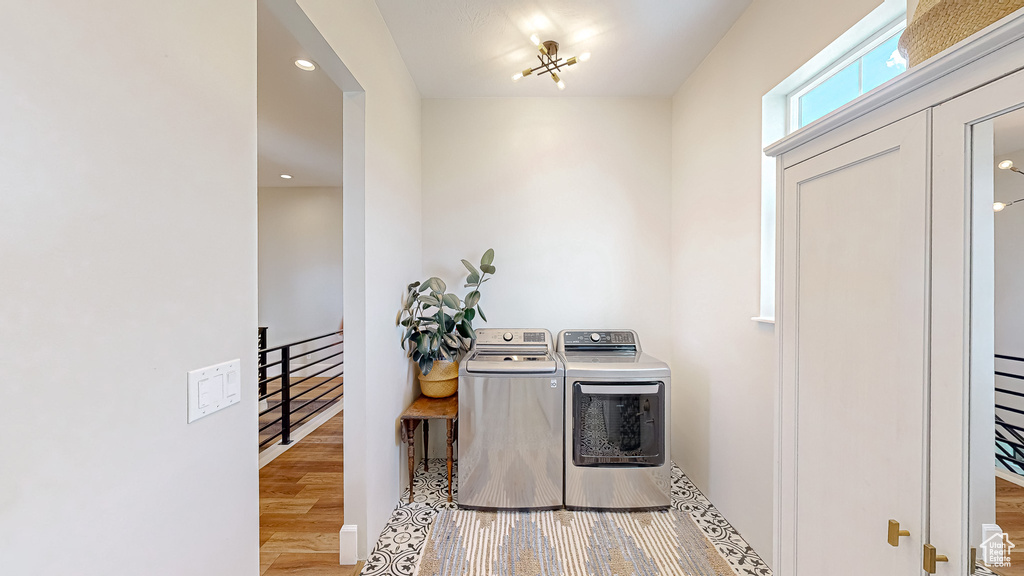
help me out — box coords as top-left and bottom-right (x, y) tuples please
(557, 330), (671, 510)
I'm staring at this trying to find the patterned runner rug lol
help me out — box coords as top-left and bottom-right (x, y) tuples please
(360, 462), (769, 576)
(416, 506), (735, 576)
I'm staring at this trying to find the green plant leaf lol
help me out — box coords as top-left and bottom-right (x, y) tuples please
(461, 259), (480, 276)
(477, 305), (487, 322)
(464, 307), (476, 321)
(464, 290), (480, 308)
(466, 272), (480, 285)
(418, 336), (429, 356)
(412, 349), (421, 362)
(443, 334), (459, 349)
(453, 312), (465, 323)
(442, 293), (460, 309)
(426, 277), (446, 293)
(480, 264), (495, 275)
(420, 295), (440, 307)
(419, 356), (433, 375)
(480, 248), (494, 267)
(459, 318), (476, 339)
(395, 309), (402, 326)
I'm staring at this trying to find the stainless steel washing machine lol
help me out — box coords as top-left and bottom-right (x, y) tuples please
(557, 329), (671, 510)
(458, 328), (564, 510)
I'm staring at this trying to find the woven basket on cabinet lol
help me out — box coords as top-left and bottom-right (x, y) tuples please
(899, 0), (1024, 67)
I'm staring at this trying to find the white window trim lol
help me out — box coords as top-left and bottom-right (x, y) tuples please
(756, 2), (907, 324)
(787, 17), (907, 133)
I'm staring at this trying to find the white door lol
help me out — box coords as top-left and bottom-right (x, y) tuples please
(777, 111), (929, 575)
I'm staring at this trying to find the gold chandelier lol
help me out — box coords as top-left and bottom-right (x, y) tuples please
(511, 35), (590, 91)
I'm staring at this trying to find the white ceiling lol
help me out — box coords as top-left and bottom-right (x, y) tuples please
(257, 2), (343, 188)
(374, 0), (752, 97)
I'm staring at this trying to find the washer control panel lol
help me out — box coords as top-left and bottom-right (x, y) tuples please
(561, 330), (637, 348)
(474, 328), (551, 348)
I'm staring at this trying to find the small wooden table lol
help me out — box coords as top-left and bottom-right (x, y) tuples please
(400, 394), (458, 503)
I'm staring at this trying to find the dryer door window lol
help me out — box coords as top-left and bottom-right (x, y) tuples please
(572, 382), (664, 467)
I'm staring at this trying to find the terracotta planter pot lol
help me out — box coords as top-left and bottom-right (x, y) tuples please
(418, 359), (459, 398)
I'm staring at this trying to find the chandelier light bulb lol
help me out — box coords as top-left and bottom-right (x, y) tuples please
(999, 160), (1015, 170)
(530, 34), (541, 46)
(578, 51), (591, 62)
(994, 202), (1007, 212)
(512, 72), (523, 82)
(557, 79), (566, 90)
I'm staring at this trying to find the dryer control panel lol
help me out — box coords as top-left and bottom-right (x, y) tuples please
(560, 330), (638, 351)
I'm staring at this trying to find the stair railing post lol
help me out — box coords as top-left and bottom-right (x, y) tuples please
(258, 327), (268, 396)
(281, 346), (292, 445)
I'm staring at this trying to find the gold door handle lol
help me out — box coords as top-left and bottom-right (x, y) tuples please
(887, 519), (911, 547)
(923, 543), (949, 574)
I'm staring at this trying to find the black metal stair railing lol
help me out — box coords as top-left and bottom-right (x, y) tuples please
(995, 354), (1024, 474)
(258, 328), (344, 448)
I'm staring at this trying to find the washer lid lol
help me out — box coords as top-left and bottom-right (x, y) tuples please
(559, 351), (670, 378)
(464, 352), (558, 374)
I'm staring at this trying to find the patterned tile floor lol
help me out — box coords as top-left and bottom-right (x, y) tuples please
(361, 459), (771, 576)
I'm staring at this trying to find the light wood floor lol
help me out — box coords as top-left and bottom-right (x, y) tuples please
(993, 477), (1024, 576)
(260, 410), (362, 575)
(259, 376), (343, 449)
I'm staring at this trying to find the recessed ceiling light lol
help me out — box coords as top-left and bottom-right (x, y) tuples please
(294, 59), (316, 71)
(280, 174), (293, 179)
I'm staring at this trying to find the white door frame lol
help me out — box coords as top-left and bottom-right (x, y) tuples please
(259, 0), (368, 563)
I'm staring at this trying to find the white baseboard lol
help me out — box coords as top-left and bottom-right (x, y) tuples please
(995, 466), (1024, 488)
(259, 398), (344, 469)
(339, 524), (359, 565)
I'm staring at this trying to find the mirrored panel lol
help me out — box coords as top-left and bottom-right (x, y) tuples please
(971, 106), (1024, 575)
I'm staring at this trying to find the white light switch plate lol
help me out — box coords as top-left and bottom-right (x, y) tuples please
(188, 359), (241, 423)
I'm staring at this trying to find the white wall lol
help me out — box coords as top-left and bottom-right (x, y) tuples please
(421, 98), (672, 360)
(294, 0), (423, 558)
(0, 1), (257, 575)
(258, 186), (344, 347)
(670, 0), (886, 565)
(995, 148), (1024, 356)
(421, 97), (672, 458)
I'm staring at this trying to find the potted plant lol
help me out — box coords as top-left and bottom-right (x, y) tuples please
(396, 249), (496, 398)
